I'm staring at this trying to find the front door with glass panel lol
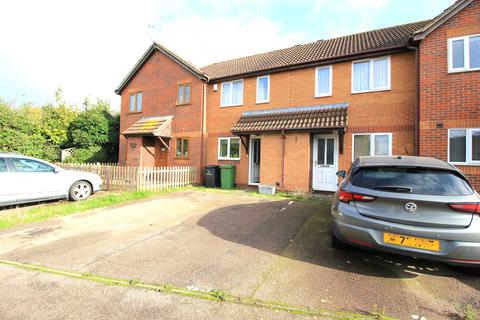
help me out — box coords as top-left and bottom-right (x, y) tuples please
(312, 134), (338, 191)
(249, 137), (261, 184)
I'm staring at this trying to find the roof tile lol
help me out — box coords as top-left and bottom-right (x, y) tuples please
(123, 116), (173, 137)
(231, 103), (348, 134)
(202, 20), (430, 80)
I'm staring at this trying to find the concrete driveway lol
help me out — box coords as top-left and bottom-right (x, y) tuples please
(0, 190), (478, 319)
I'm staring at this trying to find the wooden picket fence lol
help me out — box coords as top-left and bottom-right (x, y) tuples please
(56, 163), (199, 192)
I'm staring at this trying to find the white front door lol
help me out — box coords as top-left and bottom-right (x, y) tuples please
(312, 134), (338, 191)
(249, 137), (261, 185)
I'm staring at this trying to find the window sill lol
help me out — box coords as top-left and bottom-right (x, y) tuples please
(449, 162), (480, 166)
(174, 157), (190, 160)
(448, 68), (480, 74)
(315, 93), (332, 98)
(127, 111), (142, 115)
(218, 158), (240, 161)
(220, 104), (243, 108)
(351, 88), (391, 95)
(176, 103), (191, 106)
(256, 100), (269, 105)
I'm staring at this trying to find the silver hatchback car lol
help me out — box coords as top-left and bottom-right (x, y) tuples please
(332, 156), (480, 270)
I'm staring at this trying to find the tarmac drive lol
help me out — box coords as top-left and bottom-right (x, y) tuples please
(0, 190), (478, 319)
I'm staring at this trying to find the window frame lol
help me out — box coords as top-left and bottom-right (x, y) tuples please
(218, 137), (241, 160)
(177, 83), (191, 106)
(128, 92), (143, 113)
(448, 128), (480, 165)
(175, 137), (189, 159)
(448, 34), (480, 73)
(220, 80), (244, 107)
(314, 65), (333, 97)
(352, 133), (393, 162)
(256, 75), (270, 104)
(351, 56), (391, 94)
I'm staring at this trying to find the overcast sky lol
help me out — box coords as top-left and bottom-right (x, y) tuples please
(0, 0), (454, 110)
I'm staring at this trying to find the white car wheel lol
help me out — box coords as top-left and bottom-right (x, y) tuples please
(70, 181), (92, 201)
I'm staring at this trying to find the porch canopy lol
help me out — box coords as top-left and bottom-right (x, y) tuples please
(122, 116), (173, 138)
(231, 102), (348, 153)
(232, 103), (348, 134)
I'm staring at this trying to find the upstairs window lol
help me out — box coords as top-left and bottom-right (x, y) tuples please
(256, 76), (270, 103)
(221, 80), (243, 107)
(129, 92), (142, 113)
(352, 133), (392, 161)
(315, 66), (332, 97)
(218, 137), (240, 160)
(352, 57), (390, 93)
(176, 137), (189, 159)
(448, 35), (480, 72)
(177, 84), (191, 105)
(449, 129), (480, 164)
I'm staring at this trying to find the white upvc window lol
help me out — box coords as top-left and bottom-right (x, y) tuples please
(256, 75), (270, 103)
(315, 65), (332, 97)
(218, 137), (241, 160)
(221, 80), (243, 107)
(448, 34), (480, 73)
(448, 128), (480, 165)
(351, 56), (391, 93)
(352, 133), (392, 161)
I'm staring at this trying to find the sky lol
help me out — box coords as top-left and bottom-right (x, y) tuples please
(0, 0), (455, 110)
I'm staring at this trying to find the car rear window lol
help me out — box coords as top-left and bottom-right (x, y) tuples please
(351, 167), (473, 196)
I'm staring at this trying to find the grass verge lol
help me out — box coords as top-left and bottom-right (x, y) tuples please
(0, 259), (392, 320)
(0, 186), (329, 230)
(0, 188), (186, 229)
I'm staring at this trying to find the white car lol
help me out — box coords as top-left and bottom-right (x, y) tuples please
(0, 153), (102, 206)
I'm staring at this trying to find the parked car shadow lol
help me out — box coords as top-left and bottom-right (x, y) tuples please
(0, 199), (66, 211)
(197, 199), (480, 290)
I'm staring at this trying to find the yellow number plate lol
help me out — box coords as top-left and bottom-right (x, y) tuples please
(383, 232), (440, 252)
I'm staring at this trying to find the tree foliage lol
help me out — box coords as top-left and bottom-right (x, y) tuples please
(0, 92), (119, 163)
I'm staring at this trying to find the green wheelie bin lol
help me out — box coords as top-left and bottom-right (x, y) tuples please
(219, 165), (236, 189)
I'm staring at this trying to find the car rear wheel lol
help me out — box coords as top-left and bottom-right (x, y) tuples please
(69, 181), (92, 201)
(331, 232), (350, 250)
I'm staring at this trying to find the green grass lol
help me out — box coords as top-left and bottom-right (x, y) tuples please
(0, 186), (329, 230)
(0, 188), (185, 229)
(464, 305), (477, 320)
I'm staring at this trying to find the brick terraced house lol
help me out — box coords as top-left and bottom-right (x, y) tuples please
(116, 0), (480, 192)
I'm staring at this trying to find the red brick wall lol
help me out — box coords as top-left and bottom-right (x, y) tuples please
(419, 0), (480, 190)
(206, 52), (417, 192)
(118, 49), (205, 179)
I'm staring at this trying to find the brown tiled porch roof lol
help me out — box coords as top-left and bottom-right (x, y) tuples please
(123, 116), (173, 137)
(231, 103), (348, 134)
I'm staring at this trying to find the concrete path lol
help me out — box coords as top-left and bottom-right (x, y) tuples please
(0, 190), (478, 319)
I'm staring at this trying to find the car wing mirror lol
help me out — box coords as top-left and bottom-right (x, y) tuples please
(53, 167), (62, 173)
(336, 170), (346, 179)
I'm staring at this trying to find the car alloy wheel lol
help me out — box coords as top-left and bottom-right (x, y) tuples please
(71, 181), (92, 201)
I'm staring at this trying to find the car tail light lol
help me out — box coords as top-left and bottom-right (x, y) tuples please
(448, 203), (480, 215)
(339, 190), (376, 203)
